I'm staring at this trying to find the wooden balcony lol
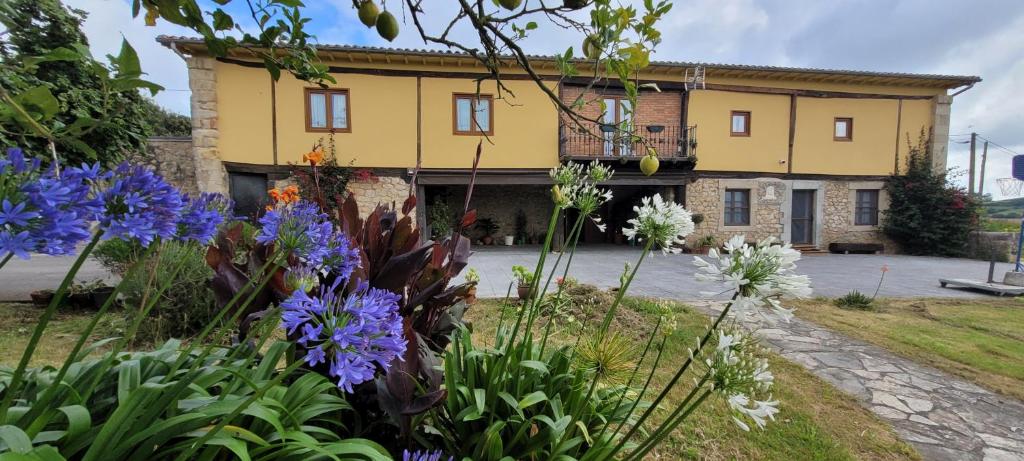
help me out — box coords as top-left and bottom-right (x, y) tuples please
(559, 123), (698, 161)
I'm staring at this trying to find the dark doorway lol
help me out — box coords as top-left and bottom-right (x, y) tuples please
(791, 189), (815, 245)
(572, 184), (685, 245)
(229, 172), (269, 222)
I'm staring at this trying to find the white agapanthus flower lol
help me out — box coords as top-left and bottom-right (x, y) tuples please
(549, 162), (613, 232)
(693, 235), (811, 322)
(622, 194), (695, 254)
(703, 328), (779, 431)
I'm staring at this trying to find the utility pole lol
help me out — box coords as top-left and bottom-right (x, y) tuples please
(969, 132), (977, 195)
(979, 140), (989, 198)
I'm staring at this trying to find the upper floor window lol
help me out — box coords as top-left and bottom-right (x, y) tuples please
(855, 189), (879, 225)
(730, 111), (750, 137)
(724, 188), (751, 226)
(453, 94), (493, 135)
(834, 117), (853, 141)
(305, 88), (350, 132)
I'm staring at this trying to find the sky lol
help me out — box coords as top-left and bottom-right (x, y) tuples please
(64, 0), (1024, 198)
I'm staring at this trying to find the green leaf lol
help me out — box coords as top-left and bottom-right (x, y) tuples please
(22, 48), (82, 70)
(203, 435), (251, 461)
(519, 360), (549, 375)
(114, 39), (142, 78)
(56, 406), (91, 442)
(518, 391), (548, 410)
(17, 86), (59, 121)
(0, 425), (33, 453)
(212, 9), (234, 31)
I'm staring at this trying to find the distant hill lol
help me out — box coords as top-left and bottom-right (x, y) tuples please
(985, 197), (1024, 219)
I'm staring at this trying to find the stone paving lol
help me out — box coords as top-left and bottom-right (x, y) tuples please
(690, 300), (1024, 461)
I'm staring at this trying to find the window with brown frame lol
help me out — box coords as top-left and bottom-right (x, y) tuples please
(730, 111), (750, 137)
(834, 117), (853, 141)
(453, 94), (493, 135)
(305, 88), (351, 133)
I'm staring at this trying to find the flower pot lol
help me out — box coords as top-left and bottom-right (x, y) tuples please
(517, 285), (531, 300)
(30, 290), (54, 307)
(504, 235), (514, 246)
(70, 292), (92, 310)
(482, 235), (494, 245)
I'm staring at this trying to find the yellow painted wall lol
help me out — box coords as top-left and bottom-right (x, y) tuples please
(215, 61), (274, 164)
(272, 72), (418, 167)
(212, 57), (945, 176)
(419, 78), (559, 169)
(791, 98), (901, 175)
(688, 90), (791, 173)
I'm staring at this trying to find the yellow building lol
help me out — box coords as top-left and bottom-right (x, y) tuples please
(158, 36), (979, 251)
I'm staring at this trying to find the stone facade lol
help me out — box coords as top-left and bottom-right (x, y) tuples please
(345, 172), (414, 220)
(686, 177), (895, 251)
(187, 56), (228, 194)
(130, 137), (199, 196)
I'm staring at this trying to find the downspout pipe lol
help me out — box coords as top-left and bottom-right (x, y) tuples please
(950, 82), (975, 97)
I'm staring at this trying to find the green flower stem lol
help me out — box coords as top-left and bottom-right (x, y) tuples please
(536, 214), (587, 354)
(607, 334), (669, 450)
(590, 316), (663, 449)
(502, 205), (560, 351)
(628, 371), (712, 457)
(19, 243), (159, 424)
(172, 359), (306, 461)
(0, 252), (13, 271)
(77, 242), (194, 403)
(597, 237), (656, 337)
(627, 384), (714, 461)
(611, 291), (738, 454)
(0, 232), (101, 422)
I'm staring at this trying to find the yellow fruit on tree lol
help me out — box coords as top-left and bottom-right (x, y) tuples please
(499, 0), (523, 10)
(640, 153), (660, 176)
(358, 1), (380, 28)
(376, 10), (399, 42)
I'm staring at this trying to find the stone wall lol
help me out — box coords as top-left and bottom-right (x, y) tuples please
(130, 137), (199, 196)
(345, 172), (414, 220)
(187, 56), (228, 194)
(686, 177), (894, 251)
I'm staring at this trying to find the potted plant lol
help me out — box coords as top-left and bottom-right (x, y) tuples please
(512, 265), (534, 300)
(427, 200), (454, 240)
(464, 268), (480, 305)
(30, 289), (55, 307)
(504, 235), (514, 246)
(476, 218), (500, 245)
(695, 234), (717, 254)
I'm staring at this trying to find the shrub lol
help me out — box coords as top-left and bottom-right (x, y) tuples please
(93, 239), (145, 276)
(834, 291), (874, 310)
(883, 132), (980, 256)
(120, 241), (219, 344)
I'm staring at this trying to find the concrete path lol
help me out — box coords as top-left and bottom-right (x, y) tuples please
(0, 254), (111, 302)
(462, 245), (1015, 300)
(689, 300), (1024, 461)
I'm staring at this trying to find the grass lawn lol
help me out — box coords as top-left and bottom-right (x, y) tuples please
(467, 297), (919, 461)
(794, 297), (1024, 401)
(0, 303), (123, 367)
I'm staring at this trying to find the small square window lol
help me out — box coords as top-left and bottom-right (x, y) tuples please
(724, 189), (751, 226)
(305, 88), (351, 132)
(855, 189), (879, 225)
(453, 94), (493, 135)
(730, 111), (750, 137)
(835, 117), (853, 141)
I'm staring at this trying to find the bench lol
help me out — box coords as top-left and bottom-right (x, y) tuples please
(828, 243), (884, 254)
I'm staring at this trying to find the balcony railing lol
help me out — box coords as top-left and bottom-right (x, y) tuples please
(560, 122), (698, 159)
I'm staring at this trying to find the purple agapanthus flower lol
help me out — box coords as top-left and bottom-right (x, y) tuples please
(279, 276), (406, 393)
(178, 192), (233, 243)
(257, 199), (360, 277)
(402, 449), (452, 461)
(1, 148), (103, 258)
(94, 162), (184, 247)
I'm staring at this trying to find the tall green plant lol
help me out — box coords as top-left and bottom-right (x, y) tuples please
(883, 131), (980, 256)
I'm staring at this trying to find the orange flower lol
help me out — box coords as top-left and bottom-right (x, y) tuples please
(268, 186), (300, 205)
(303, 148), (324, 166)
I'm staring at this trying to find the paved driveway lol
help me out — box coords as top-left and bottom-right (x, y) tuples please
(0, 246), (1014, 301)
(460, 245), (1016, 300)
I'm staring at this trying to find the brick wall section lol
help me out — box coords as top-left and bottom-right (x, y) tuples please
(559, 86), (681, 126)
(130, 137), (198, 196)
(188, 56), (228, 194)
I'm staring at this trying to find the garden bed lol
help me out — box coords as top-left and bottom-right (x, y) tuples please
(467, 297), (920, 461)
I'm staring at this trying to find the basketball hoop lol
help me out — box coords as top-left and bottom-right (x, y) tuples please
(997, 178), (1024, 197)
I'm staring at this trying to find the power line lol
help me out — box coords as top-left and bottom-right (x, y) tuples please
(976, 134), (1021, 157)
